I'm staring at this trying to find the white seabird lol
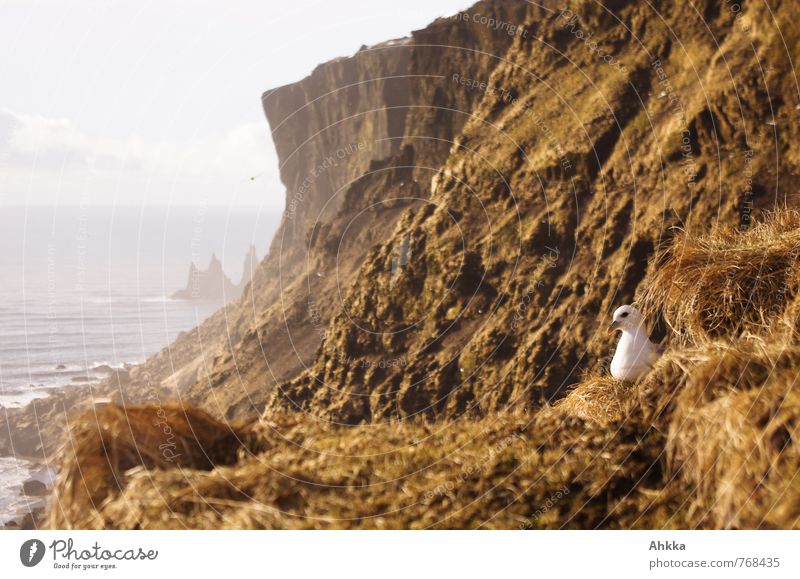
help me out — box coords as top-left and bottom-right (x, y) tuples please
(607, 305), (662, 381)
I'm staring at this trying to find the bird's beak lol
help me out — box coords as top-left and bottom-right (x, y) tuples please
(607, 321), (617, 335)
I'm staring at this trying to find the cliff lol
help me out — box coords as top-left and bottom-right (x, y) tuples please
(265, 0), (800, 423)
(139, 0), (532, 418)
(1, 0), (593, 461)
(50, 211), (800, 528)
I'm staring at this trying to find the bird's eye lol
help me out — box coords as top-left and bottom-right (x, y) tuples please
(620, 312), (629, 318)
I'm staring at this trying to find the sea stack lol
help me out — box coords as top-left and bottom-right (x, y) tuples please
(171, 253), (239, 302)
(172, 246), (259, 302)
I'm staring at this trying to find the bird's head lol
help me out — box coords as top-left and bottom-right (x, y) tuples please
(608, 304), (644, 335)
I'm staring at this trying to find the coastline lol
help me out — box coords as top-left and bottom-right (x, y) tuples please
(0, 457), (53, 530)
(0, 367), (133, 528)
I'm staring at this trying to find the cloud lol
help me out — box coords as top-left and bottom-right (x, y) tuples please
(0, 108), (283, 207)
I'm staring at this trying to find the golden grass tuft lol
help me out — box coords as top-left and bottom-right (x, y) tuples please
(661, 340), (800, 529)
(550, 375), (634, 426)
(641, 211), (800, 345)
(47, 403), (253, 529)
(635, 211), (800, 527)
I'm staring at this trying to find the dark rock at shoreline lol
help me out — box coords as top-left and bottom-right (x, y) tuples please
(22, 479), (48, 497)
(2, 503), (45, 530)
(20, 508), (44, 530)
(55, 364), (66, 370)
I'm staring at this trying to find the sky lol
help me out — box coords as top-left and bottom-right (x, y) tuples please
(0, 0), (470, 209)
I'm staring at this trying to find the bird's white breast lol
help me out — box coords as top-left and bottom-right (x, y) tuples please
(610, 332), (659, 380)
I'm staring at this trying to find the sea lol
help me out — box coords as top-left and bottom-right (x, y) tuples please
(0, 204), (280, 524)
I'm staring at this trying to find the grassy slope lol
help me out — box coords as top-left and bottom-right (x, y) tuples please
(47, 214), (800, 529)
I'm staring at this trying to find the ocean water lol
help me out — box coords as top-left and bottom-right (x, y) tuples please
(0, 204), (280, 523)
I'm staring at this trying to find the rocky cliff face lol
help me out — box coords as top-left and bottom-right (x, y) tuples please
(262, 39), (412, 243)
(126, 0), (798, 426)
(138, 0), (531, 418)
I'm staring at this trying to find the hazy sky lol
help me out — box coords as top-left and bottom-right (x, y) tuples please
(0, 0), (469, 208)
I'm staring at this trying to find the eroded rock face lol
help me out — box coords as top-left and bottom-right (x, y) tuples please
(155, 0), (528, 418)
(262, 39), (413, 244)
(71, 0), (798, 426)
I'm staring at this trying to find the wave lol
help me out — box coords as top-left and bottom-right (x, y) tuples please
(0, 342), (147, 355)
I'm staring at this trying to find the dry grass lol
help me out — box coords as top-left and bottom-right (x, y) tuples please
(659, 340), (800, 528)
(45, 347), (800, 529)
(45, 406), (685, 529)
(641, 211), (800, 345)
(638, 213), (800, 528)
(47, 404), (254, 529)
(550, 376), (634, 426)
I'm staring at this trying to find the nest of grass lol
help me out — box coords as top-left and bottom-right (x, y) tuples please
(641, 211), (800, 345)
(47, 403), (256, 529)
(550, 375), (634, 426)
